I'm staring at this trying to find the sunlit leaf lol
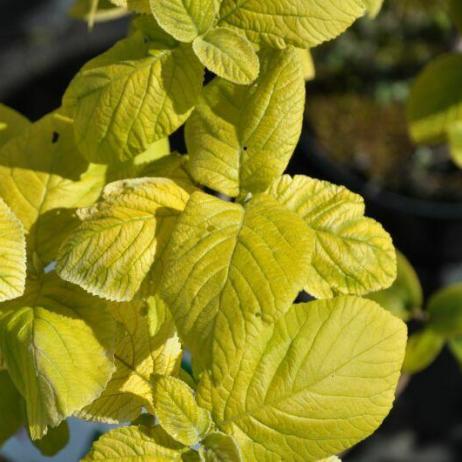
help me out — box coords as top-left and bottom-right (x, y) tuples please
(161, 191), (314, 369)
(198, 297), (407, 461)
(193, 27), (259, 84)
(152, 376), (212, 446)
(0, 104), (30, 147)
(268, 175), (396, 298)
(81, 296), (182, 423)
(186, 48), (304, 197)
(218, 0), (365, 48)
(58, 178), (190, 301)
(200, 432), (242, 462)
(0, 273), (115, 440)
(64, 25), (204, 163)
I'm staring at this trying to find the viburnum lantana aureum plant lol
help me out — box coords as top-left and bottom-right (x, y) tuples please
(0, 0), (406, 460)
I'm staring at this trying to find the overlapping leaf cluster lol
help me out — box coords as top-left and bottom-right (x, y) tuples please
(0, 1), (407, 461)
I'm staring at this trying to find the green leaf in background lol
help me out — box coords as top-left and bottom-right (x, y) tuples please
(0, 370), (24, 446)
(81, 296), (181, 423)
(268, 175), (396, 298)
(218, 0), (365, 48)
(0, 113), (106, 264)
(450, 0), (462, 32)
(368, 251), (423, 321)
(428, 283), (462, 337)
(0, 198), (26, 302)
(200, 432), (242, 462)
(110, 0), (150, 13)
(70, 0), (128, 27)
(448, 335), (462, 368)
(150, 0), (219, 42)
(408, 53), (462, 144)
(0, 273), (115, 440)
(152, 376), (212, 446)
(0, 103), (30, 147)
(186, 48), (304, 197)
(402, 329), (445, 374)
(193, 27), (260, 84)
(161, 191), (314, 369)
(64, 26), (204, 163)
(82, 425), (186, 461)
(58, 178), (190, 301)
(449, 120), (462, 167)
(32, 421), (70, 457)
(198, 296), (406, 461)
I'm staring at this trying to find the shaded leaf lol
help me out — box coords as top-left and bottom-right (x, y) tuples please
(402, 329), (444, 374)
(0, 370), (24, 446)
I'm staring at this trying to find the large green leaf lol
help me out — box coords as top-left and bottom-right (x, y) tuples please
(64, 27), (204, 163)
(268, 175), (396, 298)
(368, 251), (423, 321)
(81, 296), (182, 423)
(152, 376), (212, 446)
(186, 48), (304, 197)
(161, 191), (314, 369)
(0, 370), (24, 445)
(427, 283), (462, 337)
(0, 273), (115, 440)
(0, 198), (26, 302)
(408, 53), (462, 144)
(218, 0), (365, 48)
(197, 296), (406, 461)
(192, 27), (260, 84)
(82, 425), (186, 461)
(58, 178), (190, 301)
(0, 104), (30, 147)
(150, 0), (219, 42)
(0, 113), (106, 264)
(402, 329), (444, 374)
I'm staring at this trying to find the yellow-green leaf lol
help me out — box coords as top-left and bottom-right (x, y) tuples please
(0, 198), (26, 302)
(318, 458), (341, 462)
(81, 296), (182, 423)
(150, 0), (219, 42)
(408, 53), (462, 144)
(297, 48), (315, 81)
(192, 27), (259, 84)
(402, 329), (444, 374)
(58, 178), (190, 302)
(140, 154), (198, 194)
(33, 421), (69, 457)
(0, 113), (106, 264)
(449, 120), (462, 167)
(0, 370), (24, 445)
(0, 104), (30, 147)
(82, 425), (186, 461)
(111, 0), (150, 13)
(64, 28), (204, 163)
(218, 0), (365, 48)
(200, 432), (242, 462)
(186, 48), (304, 197)
(198, 296), (407, 461)
(427, 283), (462, 337)
(161, 191), (314, 369)
(0, 273), (116, 440)
(70, 0), (128, 26)
(268, 175), (396, 298)
(365, 0), (384, 18)
(449, 335), (462, 368)
(152, 376), (212, 446)
(367, 251), (423, 321)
